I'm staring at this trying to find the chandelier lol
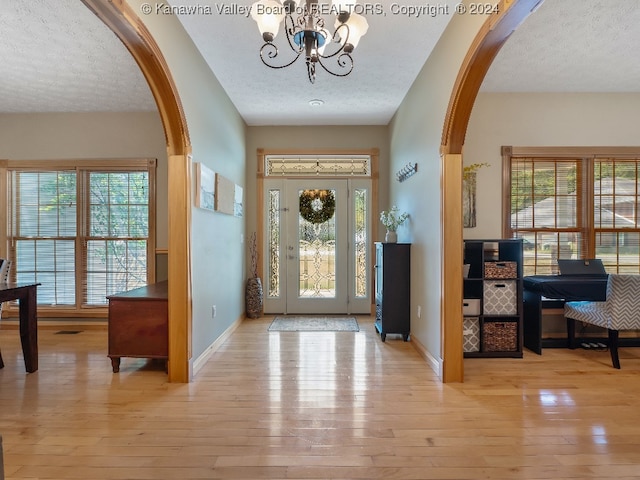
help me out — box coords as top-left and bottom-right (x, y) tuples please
(250, 0), (369, 83)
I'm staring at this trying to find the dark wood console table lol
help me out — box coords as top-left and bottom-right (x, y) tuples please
(107, 281), (168, 372)
(0, 282), (40, 372)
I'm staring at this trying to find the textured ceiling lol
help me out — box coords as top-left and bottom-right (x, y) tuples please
(1, 0), (639, 124)
(481, 0), (640, 92)
(174, 0), (456, 125)
(0, 0), (156, 113)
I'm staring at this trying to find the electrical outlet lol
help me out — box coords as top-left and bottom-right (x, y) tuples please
(417, 305), (422, 318)
(212, 305), (217, 318)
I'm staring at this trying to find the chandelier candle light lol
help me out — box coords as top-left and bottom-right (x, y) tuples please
(251, 0), (369, 83)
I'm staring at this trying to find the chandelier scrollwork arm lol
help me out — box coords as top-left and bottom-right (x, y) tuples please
(322, 23), (351, 59)
(315, 51), (354, 78)
(259, 42), (302, 70)
(286, 14), (305, 54)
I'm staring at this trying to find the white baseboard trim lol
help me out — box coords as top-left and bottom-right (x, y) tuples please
(192, 314), (244, 376)
(411, 334), (443, 379)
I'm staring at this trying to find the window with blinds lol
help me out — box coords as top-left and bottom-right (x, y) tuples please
(593, 159), (640, 274)
(509, 158), (584, 275)
(13, 170), (78, 305)
(504, 147), (640, 276)
(6, 160), (156, 313)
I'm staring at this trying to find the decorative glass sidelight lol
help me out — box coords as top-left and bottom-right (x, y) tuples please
(298, 188), (337, 298)
(267, 189), (280, 298)
(354, 188), (367, 297)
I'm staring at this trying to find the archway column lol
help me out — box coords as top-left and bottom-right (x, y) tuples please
(440, 153), (464, 382)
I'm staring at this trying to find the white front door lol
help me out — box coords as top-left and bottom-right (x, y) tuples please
(286, 180), (348, 313)
(263, 178), (371, 315)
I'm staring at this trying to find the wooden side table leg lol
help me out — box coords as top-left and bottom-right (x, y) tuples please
(19, 286), (38, 373)
(110, 357), (121, 373)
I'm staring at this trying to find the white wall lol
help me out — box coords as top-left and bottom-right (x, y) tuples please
(0, 111), (168, 248)
(465, 92), (640, 239)
(389, 10), (487, 369)
(130, 0), (247, 361)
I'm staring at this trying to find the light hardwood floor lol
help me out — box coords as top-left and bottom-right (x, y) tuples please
(1, 316), (640, 479)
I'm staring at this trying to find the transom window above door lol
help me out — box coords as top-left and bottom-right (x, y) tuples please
(265, 155), (371, 177)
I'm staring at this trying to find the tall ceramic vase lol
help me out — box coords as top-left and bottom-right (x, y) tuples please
(245, 277), (263, 318)
(385, 230), (397, 243)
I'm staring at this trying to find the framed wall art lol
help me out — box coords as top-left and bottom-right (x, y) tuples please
(234, 185), (243, 217)
(195, 162), (215, 211)
(215, 173), (235, 215)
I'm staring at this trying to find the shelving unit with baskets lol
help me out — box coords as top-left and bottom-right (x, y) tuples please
(463, 239), (523, 358)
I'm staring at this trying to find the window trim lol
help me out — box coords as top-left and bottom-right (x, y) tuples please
(2, 158), (156, 318)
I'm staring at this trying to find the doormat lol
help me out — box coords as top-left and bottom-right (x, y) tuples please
(268, 316), (359, 332)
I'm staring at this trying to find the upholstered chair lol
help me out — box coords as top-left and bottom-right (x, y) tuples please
(565, 274), (640, 369)
(0, 259), (11, 369)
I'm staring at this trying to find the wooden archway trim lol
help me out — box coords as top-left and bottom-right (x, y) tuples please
(81, 0), (190, 156)
(441, 0), (543, 155)
(82, 0), (193, 382)
(440, 0), (542, 382)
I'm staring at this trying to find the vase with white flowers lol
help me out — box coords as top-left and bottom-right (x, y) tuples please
(380, 206), (409, 243)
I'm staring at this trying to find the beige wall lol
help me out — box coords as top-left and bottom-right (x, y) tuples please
(389, 8), (487, 372)
(464, 92), (640, 239)
(0, 111), (168, 247)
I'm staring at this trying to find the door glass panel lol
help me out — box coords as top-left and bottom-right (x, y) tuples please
(267, 189), (281, 298)
(298, 189), (336, 298)
(354, 188), (367, 297)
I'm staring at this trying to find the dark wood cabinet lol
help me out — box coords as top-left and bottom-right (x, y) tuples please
(463, 239), (523, 358)
(107, 281), (168, 372)
(374, 242), (411, 342)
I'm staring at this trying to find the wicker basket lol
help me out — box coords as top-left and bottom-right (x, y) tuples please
(483, 321), (518, 352)
(484, 261), (517, 279)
